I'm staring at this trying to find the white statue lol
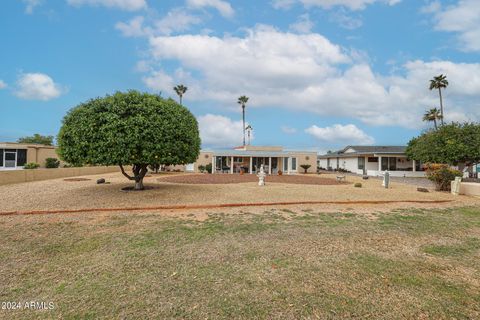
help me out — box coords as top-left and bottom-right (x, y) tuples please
(382, 170), (390, 188)
(451, 176), (462, 196)
(257, 164), (266, 186)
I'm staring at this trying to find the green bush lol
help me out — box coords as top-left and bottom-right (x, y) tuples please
(198, 165), (206, 173)
(354, 182), (362, 188)
(45, 158), (60, 168)
(24, 162), (40, 169)
(424, 163), (462, 191)
(205, 163), (212, 174)
(300, 164), (311, 173)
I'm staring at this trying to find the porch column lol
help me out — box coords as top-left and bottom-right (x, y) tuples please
(287, 157), (291, 175)
(268, 157), (272, 175)
(364, 156), (368, 175)
(212, 156), (215, 174)
(378, 156), (382, 172)
(249, 157), (253, 174)
(413, 160), (416, 172)
(230, 156), (234, 174)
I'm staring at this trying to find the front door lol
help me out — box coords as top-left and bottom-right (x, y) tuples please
(4, 151), (16, 168)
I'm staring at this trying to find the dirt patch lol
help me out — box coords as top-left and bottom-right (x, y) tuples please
(158, 173), (345, 185)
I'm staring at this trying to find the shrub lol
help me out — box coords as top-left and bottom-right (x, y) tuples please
(300, 164), (311, 173)
(24, 162), (40, 169)
(198, 165), (206, 173)
(45, 158), (60, 168)
(205, 163), (212, 174)
(354, 182), (362, 188)
(424, 163), (462, 191)
(278, 170), (283, 176)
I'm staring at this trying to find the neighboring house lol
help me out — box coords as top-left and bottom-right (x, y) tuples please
(0, 142), (59, 170)
(186, 145), (318, 174)
(318, 146), (425, 177)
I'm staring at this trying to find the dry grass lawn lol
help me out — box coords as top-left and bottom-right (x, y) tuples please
(0, 206), (479, 319)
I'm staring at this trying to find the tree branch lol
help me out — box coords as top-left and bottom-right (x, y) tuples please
(119, 164), (135, 181)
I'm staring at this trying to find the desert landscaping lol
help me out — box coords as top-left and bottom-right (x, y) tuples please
(1, 172), (478, 216)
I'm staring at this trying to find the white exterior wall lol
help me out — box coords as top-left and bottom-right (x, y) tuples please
(318, 158), (328, 169)
(339, 157), (358, 173)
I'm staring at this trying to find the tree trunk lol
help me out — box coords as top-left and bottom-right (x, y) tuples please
(120, 164), (148, 190)
(439, 88), (444, 125)
(134, 179), (144, 190)
(180, 95), (183, 106)
(242, 105), (246, 146)
(434, 118), (437, 130)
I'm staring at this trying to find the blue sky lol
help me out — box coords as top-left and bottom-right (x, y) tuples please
(1, 0), (479, 153)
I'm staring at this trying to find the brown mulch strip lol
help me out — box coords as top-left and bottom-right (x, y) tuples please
(157, 174), (345, 185)
(63, 178), (92, 182)
(0, 200), (453, 217)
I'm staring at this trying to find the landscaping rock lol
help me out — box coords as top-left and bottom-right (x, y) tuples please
(362, 175), (369, 180)
(97, 178), (106, 184)
(417, 187), (429, 193)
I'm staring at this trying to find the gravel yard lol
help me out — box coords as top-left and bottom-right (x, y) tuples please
(0, 172), (478, 215)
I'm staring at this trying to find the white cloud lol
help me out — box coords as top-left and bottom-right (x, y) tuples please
(116, 10), (202, 37)
(0, 80), (6, 89)
(426, 0), (480, 52)
(186, 0), (235, 17)
(67, 0), (147, 11)
(272, 0), (401, 11)
(198, 114), (252, 147)
(142, 70), (175, 95)
(115, 16), (147, 37)
(329, 9), (363, 29)
(281, 126), (297, 134)
(289, 14), (314, 33)
(140, 25), (480, 128)
(154, 9), (203, 35)
(22, 0), (41, 14)
(14, 73), (63, 101)
(305, 124), (374, 145)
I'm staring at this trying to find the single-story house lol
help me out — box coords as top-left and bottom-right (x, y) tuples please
(186, 145), (318, 174)
(0, 142), (59, 170)
(318, 146), (425, 177)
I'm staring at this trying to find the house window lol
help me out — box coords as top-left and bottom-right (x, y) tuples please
(381, 157), (397, 171)
(358, 157), (365, 170)
(0, 149), (3, 167)
(291, 157), (297, 171)
(17, 149), (27, 166)
(283, 157), (288, 171)
(233, 157), (243, 162)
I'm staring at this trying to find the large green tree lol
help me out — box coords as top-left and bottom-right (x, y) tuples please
(17, 133), (54, 145)
(406, 122), (480, 165)
(57, 91), (201, 190)
(429, 74), (448, 125)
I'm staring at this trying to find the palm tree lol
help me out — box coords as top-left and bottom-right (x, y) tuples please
(429, 74), (448, 125)
(422, 108), (442, 130)
(245, 124), (253, 145)
(237, 95), (249, 146)
(173, 84), (188, 105)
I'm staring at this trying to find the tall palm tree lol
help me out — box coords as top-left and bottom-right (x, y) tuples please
(429, 74), (448, 125)
(422, 108), (442, 130)
(237, 95), (249, 146)
(173, 84), (188, 105)
(245, 124), (253, 145)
